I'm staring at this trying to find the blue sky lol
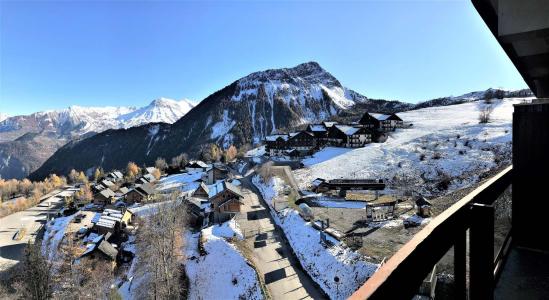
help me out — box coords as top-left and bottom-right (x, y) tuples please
(0, 0), (527, 116)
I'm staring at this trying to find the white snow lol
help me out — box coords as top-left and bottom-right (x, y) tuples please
(315, 200), (367, 209)
(211, 110), (236, 140)
(117, 98), (194, 128)
(294, 98), (530, 196)
(156, 172), (204, 192)
(41, 214), (75, 262)
(203, 218), (243, 240)
(245, 145), (266, 157)
(185, 222), (262, 300)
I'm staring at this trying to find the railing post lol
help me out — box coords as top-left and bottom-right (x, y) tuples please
(454, 229), (467, 299)
(469, 203), (494, 300)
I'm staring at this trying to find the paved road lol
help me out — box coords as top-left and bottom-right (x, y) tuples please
(235, 175), (326, 300)
(0, 190), (67, 276)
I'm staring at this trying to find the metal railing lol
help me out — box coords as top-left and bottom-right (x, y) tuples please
(350, 165), (513, 299)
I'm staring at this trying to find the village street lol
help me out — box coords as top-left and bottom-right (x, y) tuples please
(0, 189), (69, 277)
(235, 175), (325, 300)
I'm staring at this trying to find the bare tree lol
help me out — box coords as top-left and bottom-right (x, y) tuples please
(155, 157), (168, 172)
(479, 104), (494, 123)
(136, 197), (188, 299)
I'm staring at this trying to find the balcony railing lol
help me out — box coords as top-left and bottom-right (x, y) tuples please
(350, 165), (513, 299)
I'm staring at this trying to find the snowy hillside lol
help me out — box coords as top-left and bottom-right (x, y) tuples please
(294, 97), (532, 196)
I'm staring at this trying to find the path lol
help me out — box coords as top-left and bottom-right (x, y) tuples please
(235, 175), (326, 300)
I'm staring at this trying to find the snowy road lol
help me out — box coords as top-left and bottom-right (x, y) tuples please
(236, 175), (326, 300)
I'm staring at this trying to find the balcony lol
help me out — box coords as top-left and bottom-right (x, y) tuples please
(350, 164), (549, 299)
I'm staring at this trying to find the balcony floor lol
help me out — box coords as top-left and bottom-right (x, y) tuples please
(495, 246), (549, 299)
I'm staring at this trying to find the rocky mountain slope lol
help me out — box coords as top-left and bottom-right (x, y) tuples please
(31, 62), (413, 179)
(0, 98), (194, 179)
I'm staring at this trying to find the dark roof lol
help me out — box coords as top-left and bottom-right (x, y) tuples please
(186, 160), (209, 168)
(136, 183), (155, 196)
(98, 188), (115, 198)
(416, 196), (432, 207)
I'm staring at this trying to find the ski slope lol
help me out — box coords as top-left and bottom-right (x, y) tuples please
(294, 98), (531, 196)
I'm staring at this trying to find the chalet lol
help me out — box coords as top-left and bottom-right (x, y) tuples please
(416, 196), (432, 218)
(94, 188), (115, 206)
(322, 121), (338, 128)
(327, 125), (372, 147)
(359, 112), (403, 132)
(124, 183), (155, 204)
(145, 167), (156, 175)
(91, 209), (123, 235)
(207, 181), (244, 223)
(192, 182), (210, 199)
(306, 124), (329, 143)
(287, 131), (316, 155)
(186, 197), (212, 228)
(312, 178), (385, 194)
(206, 163), (230, 184)
(141, 173), (157, 183)
(264, 134), (289, 156)
(185, 161), (209, 173)
(106, 171), (124, 182)
(100, 179), (117, 191)
(80, 234), (118, 261)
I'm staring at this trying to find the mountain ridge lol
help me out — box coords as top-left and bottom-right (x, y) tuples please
(28, 62), (533, 180)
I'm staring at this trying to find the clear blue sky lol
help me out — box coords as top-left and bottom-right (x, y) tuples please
(0, 0), (527, 116)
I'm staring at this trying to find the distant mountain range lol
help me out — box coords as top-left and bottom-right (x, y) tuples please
(0, 98), (195, 179)
(28, 62), (533, 180)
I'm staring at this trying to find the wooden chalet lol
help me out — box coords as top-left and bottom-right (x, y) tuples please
(185, 161), (209, 173)
(286, 131), (316, 155)
(306, 124), (329, 145)
(359, 112), (403, 132)
(206, 163), (230, 184)
(207, 181), (244, 223)
(106, 171), (124, 183)
(80, 234), (118, 261)
(93, 188), (116, 206)
(124, 183), (155, 204)
(264, 134), (290, 156)
(327, 125), (372, 147)
(312, 178), (385, 194)
(185, 197), (211, 228)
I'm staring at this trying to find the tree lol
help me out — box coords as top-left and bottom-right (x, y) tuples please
(17, 242), (53, 300)
(151, 168), (162, 180)
(75, 184), (93, 204)
(171, 153), (188, 168)
(136, 197), (187, 299)
(126, 162), (141, 181)
(68, 169), (79, 184)
(223, 145), (238, 162)
(479, 104), (494, 123)
(155, 157), (168, 172)
(94, 167), (104, 182)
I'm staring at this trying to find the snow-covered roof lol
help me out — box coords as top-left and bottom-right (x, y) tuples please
(207, 181), (243, 199)
(308, 124), (327, 132)
(186, 160), (209, 168)
(323, 121), (338, 128)
(334, 125), (361, 136)
(265, 134), (289, 142)
(369, 113), (392, 121)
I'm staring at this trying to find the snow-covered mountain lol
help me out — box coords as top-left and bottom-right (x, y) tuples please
(117, 98), (195, 128)
(30, 62), (414, 179)
(0, 98), (194, 179)
(0, 113), (9, 122)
